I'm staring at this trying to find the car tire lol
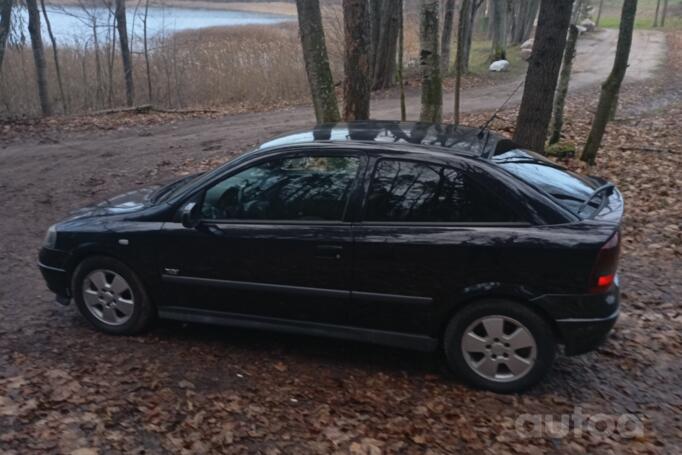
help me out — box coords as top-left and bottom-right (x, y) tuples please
(443, 300), (556, 393)
(72, 256), (154, 335)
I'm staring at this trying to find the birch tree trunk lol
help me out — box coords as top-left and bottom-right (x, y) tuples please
(454, 0), (471, 124)
(513, 0), (573, 153)
(115, 0), (134, 106)
(342, 0), (371, 120)
(419, 0), (442, 123)
(143, 0), (152, 103)
(0, 0), (11, 71)
(581, 0), (637, 164)
(490, 0), (507, 61)
(371, 0), (401, 90)
(27, 0), (52, 115)
(548, 24), (579, 145)
(295, 0), (340, 123)
(40, 0), (68, 113)
(440, 0), (456, 73)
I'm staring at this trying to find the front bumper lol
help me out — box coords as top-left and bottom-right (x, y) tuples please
(532, 281), (620, 356)
(38, 247), (71, 299)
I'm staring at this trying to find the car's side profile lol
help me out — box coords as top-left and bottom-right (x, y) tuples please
(38, 121), (622, 392)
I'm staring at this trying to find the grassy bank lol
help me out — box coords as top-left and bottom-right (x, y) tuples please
(598, 0), (682, 30)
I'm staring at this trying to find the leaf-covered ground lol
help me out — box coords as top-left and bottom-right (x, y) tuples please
(1, 33), (681, 455)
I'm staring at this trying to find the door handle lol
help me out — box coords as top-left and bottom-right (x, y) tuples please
(316, 244), (343, 259)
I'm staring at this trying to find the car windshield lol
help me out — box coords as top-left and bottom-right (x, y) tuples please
(152, 174), (202, 203)
(492, 149), (602, 217)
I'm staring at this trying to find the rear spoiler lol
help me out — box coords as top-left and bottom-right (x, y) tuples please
(590, 187), (624, 225)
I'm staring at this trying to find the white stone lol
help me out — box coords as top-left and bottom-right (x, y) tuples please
(520, 48), (532, 61)
(489, 60), (510, 72)
(576, 25), (588, 34)
(580, 18), (596, 32)
(521, 39), (534, 50)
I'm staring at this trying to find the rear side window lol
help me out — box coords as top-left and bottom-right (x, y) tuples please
(364, 159), (521, 223)
(493, 149), (601, 217)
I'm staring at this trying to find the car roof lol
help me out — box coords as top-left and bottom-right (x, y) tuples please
(256, 120), (512, 158)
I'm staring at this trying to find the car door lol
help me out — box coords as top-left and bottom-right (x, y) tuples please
(158, 149), (366, 326)
(350, 154), (531, 336)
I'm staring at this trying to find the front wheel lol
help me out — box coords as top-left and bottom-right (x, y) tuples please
(72, 256), (154, 335)
(443, 300), (556, 393)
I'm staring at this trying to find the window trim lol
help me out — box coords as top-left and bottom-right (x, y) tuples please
(190, 150), (367, 225)
(357, 156), (531, 227)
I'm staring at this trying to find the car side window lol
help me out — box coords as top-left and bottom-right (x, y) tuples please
(201, 155), (360, 221)
(364, 159), (520, 223)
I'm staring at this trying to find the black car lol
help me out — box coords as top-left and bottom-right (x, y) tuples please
(38, 121), (622, 392)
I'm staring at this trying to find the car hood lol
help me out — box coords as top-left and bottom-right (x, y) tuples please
(67, 185), (162, 220)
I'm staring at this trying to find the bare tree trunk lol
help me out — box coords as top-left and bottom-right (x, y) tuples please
(342, 0), (371, 120)
(398, 1), (406, 121)
(40, 0), (68, 113)
(653, 0), (661, 27)
(0, 0), (12, 71)
(419, 0), (442, 123)
(661, 0), (668, 26)
(581, 0), (637, 164)
(295, 0), (340, 123)
(115, 0), (134, 106)
(92, 20), (104, 108)
(454, 0), (471, 124)
(460, 0), (482, 73)
(595, 0), (604, 27)
(513, 0), (573, 153)
(372, 0), (401, 90)
(26, 0), (51, 115)
(143, 0), (152, 103)
(490, 0), (507, 61)
(440, 0), (456, 73)
(519, 0), (540, 43)
(549, 24), (579, 145)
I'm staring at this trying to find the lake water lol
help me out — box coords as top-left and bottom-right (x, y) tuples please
(17, 5), (293, 46)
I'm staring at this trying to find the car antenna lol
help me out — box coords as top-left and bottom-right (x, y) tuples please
(477, 79), (525, 139)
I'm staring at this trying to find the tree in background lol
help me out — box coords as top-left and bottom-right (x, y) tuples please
(513, 0), (573, 153)
(342, 0), (371, 120)
(27, 0), (51, 115)
(398, 0), (406, 121)
(115, 0), (134, 106)
(661, 0), (669, 26)
(296, 0), (340, 123)
(581, 0), (638, 164)
(40, 0), (68, 113)
(490, 0), (507, 61)
(0, 0), (11, 71)
(454, 0), (471, 124)
(510, 0), (540, 44)
(419, 0), (442, 123)
(548, 24), (579, 145)
(370, 0), (401, 90)
(595, 0), (604, 26)
(459, 0), (483, 73)
(440, 0), (456, 73)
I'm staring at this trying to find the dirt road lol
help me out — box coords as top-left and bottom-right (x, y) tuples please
(0, 29), (679, 453)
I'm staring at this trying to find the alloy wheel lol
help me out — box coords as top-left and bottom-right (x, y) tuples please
(461, 315), (537, 383)
(82, 269), (135, 326)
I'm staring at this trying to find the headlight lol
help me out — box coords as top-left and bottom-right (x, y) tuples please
(43, 225), (57, 248)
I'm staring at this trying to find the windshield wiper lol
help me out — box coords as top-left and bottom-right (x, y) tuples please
(577, 183), (615, 216)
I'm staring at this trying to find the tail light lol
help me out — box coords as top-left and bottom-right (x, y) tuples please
(589, 231), (620, 293)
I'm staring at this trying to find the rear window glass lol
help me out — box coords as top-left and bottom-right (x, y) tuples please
(492, 149), (600, 216)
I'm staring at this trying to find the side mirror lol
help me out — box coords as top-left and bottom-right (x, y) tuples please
(180, 202), (200, 229)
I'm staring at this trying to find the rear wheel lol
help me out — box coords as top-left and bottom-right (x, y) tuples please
(72, 256), (154, 335)
(443, 300), (556, 393)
